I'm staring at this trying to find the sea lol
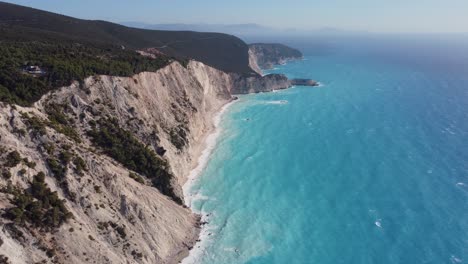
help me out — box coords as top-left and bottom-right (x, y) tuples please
(183, 34), (468, 264)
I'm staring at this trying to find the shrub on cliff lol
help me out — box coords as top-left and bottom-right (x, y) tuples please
(0, 254), (10, 264)
(169, 127), (188, 150)
(129, 172), (145, 184)
(87, 118), (182, 204)
(21, 113), (47, 137)
(45, 103), (82, 143)
(4, 172), (72, 229)
(5, 151), (22, 167)
(46, 158), (67, 181)
(73, 156), (87, 175)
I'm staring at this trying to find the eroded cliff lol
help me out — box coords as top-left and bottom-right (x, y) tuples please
(0, 61), (235, 264)
(248, 43), (303, 73)
(230, 73), (290, 94)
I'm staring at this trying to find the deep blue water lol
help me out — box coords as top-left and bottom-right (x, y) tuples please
(186, 36), (468, 264)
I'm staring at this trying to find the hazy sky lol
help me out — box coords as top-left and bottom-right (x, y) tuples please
(3, 0), (468, 33)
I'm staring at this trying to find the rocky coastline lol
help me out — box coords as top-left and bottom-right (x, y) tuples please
(0, 6), (314, 260)
(290, 78), (319, 86)
(248, 43), (304, 74)
(0, 53), (309, 263)
(247, 44), (318, 88)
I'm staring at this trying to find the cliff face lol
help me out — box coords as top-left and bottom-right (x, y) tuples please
(248, 48), (263, 75)
(0, 61), (234, 264)
(248, 43), (303, 73)
(0, 51), (315, 264)
(0, 37), (304, 264)
(230, 73), (290, 94)
(246, 44), (318, 90)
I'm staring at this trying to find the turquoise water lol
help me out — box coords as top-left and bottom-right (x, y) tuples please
(187, 37), (468, 264)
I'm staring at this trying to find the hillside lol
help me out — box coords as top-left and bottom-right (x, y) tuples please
(0, 2), (254, 74)
(0, 2), (259, 106)
(248, 43), (303, 71)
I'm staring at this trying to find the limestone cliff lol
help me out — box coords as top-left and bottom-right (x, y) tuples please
(230, 73), (290, 94)
(0, 37), (309, 264)
(0, 61), (235, 264)
(248, 48), (263, 75)
(248, 43), (303, 74)
(247, 44), (318, 89)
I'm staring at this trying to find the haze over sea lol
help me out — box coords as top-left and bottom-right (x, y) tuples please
(185, 35), (468, 264)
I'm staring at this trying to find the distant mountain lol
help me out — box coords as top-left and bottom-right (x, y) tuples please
(120, 22), (368, 38)
(0, 2), (254, 74)
(121, 22), (284, 37)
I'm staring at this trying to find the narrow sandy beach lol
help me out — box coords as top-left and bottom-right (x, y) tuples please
(181, 100), (237, 264)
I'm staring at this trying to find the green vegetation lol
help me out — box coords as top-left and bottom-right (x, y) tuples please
(21, 106), (80, 142)
(3, 172), (72, 230)
(169, 126), (188, 150)
(0, 2), (254, 105)
(45, 103), (71, 126)
(43, 143), (55, 155)
(46, 149), (76, 199)
(2, 170), (12, 180)
(21, 113), (47, 136)
(87, 118), (181, 204)
(45, 103), (82, 143)
(73, 156), (87, 175)
(59, 150), (73, 164)
(115, 226), (127, 239)
(97, 221), (128, 241)
(129, 172), (145, 184)
(131, 250), (144, 260)
(15, 128), (26, 137)
(23, 158), (36, 168)
(97, 221), (109, 230)
(5, 151), (22, 167)
(0, 254), (11, 264)
(0, 40), (172, 106)
(46, 158), (67, 181)
(249, 43), (303, 62)
(93, 185), (102, 194)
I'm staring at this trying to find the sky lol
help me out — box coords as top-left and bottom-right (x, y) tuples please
(3, 0), (468, 33)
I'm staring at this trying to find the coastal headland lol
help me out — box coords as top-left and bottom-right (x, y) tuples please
(0, 2), (314, 263)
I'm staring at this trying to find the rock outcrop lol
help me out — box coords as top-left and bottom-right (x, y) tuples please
(230, 73), (290, 94)
(247, 44), (318, 88)
(290, 79), (319, 87)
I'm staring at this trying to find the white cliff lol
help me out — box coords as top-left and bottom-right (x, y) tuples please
(0, 50), (301, 263)
(0, 61), (233, 264)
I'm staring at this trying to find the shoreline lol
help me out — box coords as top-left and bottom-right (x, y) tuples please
(179, 58), (305, 264)
(180, 99), (237, 264)
(182, 99), (237, 206)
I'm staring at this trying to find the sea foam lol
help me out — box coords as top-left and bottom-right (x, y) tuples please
(181, 101), (235, 264)
(183, 101), (235, 206)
